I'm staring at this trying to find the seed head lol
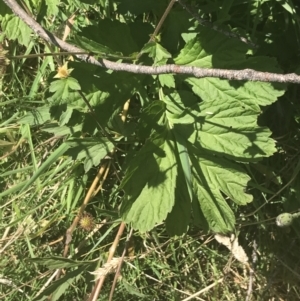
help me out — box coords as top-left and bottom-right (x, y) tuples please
(79, 212), (95, 232)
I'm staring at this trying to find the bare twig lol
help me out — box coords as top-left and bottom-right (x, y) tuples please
(88, 222), (126, 301)
(150, 0), (177, 42)
(3, 0), (300, 84)
(108, 228), (134, 301)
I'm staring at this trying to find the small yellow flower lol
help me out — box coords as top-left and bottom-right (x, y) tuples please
(54, 61), (73, 78)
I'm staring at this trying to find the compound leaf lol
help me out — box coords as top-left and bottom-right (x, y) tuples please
(48, 77), (81, 104)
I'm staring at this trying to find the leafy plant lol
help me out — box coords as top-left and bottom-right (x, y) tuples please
(1, 0), (287, 235)
(1, 0), (300, 300)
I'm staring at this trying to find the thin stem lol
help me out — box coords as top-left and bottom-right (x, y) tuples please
(150, 0), (177, 42)
(88, 222), (126, 301)
(135, 0), (176, 61)
(8, 52), (90, 60)
(108, 227), (134, 301)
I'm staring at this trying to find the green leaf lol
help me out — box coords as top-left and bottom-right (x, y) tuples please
(165, 163), (191, 236)
(59, 106), (73, 126)
(118, 27), (283, 234)
(187, 76), (282, 113)
(162, 9), (192, 53)
(196, 99), (276, 162)
(193, 178), (235, 233)
(117, 0), (167, 15)
(190, 152), (252, 233)
(1, 15), (32, 46)
(158, 74), (175, 88)
(196, 152), (253, 205)
(191, 158), (233, 233)
(141, 42), (172, 65)
(65, 137), (114, 172)
(73, 34), (117, 56)
(120, 135), (177, 232)
(78, 20), (139, 55)
(175, 29), (285, 110)
(32, 265), (88, 301)
(161, 86), (276, 161)
(42, 123), (82, 136)
(28, 256), (89, 269)
(45, 0), (59, 15)
(190, 97), (276, 161)
(48, 77), (81, 104)
(18, 106), (51, 126)
(162, 91), (200, 124)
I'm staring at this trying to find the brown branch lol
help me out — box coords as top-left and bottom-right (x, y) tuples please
(150, 0), (177, 42)
(3, 0), (300, 84)
(88, 222), (126, 301)
(108, 227), (134, 301)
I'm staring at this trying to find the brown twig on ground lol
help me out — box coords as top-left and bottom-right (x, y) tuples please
(108, 228), (134, 301)
(3, 0), (300, 84)
(88, 222), (126, 301)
